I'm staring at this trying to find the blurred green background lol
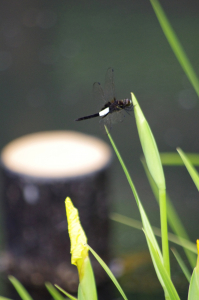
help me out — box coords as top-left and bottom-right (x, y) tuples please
(1, 0), (199, 299)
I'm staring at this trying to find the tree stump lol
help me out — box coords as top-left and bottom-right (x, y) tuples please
(1, 131), (112, 296)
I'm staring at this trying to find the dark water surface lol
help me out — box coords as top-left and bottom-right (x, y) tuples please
(0, 1), (199, 299)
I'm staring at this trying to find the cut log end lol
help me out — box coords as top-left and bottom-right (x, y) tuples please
(1, 130), (112, 179)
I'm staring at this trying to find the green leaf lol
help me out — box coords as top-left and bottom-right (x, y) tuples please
(130, 94), (170, 276)
(188, 269), (199, 300)
(177, 148), (199, 191)
(105, 126), (167, 290)
(45, 282), (68, 300)
(0, 297), (13, 300)
(188, 241), (199, 300)
(150, 0), (199, 97)
(172, 248), (191, 282)
(132, 93), (165, 190)
(105, 126), (162, 256)
(110, 212), (197, 254)
(77, 256), (97, 300)
(142, 158), (197, 268)
(54, 285), (77, 300)
(86, 244), (128, 300)
(77, 284), (86, 300)
(160, 153), (199, 166)
(145, 232), (181, 300)
(8, 276), (33, 300)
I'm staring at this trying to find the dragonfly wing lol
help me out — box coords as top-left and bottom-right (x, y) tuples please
(104, 67), (115, 102)
(99, 113), (112, 132)
(112, 110), (125, 123)
(92, 82), (105, 108)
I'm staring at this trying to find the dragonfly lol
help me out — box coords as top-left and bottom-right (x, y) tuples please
(75, 68), (133, 128)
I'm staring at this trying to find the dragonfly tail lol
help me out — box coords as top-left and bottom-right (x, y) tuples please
(75, 113), (99, 121)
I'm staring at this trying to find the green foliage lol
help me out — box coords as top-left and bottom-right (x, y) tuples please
(132, 93), (165, 191)
(8, 276), (33, 300)
(177, 149), (199, 191)
(110, 212), (196, 254)
(142, 158), (197, 268)
(145, 232), (180, 300)
(54, 285), (77, 300)
(87, 244), (128, 300)
(150, 0), (199, 97)
(188, 257), (199, 300)
(171, 249), (191, 282)
(45, 282), (69, 300)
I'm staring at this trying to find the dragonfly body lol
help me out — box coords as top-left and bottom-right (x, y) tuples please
(75, 68), (133, 125)
(76, 98), (132, 121)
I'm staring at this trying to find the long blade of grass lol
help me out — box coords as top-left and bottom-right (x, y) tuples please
(54, 285), (77, 300)
(150, 0), (199, 97)
(87, 244), (128, 300)
(171, 248), (191, 282)
(144, 231), (181, 300)
(132, 93), (165, 190)
(160, 153), (199, 166)
(105, 126), (162, 257)
(177, 148), (199, 191)
(8, 276), (33, 300)
(105, 126), (169, 291)
(132, 93), (170, 278)
(142, 159), (197, 268)
(45, 282), (68, 300)
(110, 212), (197, 253)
